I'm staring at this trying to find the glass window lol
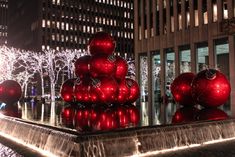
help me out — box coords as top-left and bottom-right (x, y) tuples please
(215, 40), (230, 113)
(180, 49), (191, 73)
(152, 52), (161, 125)
(139, 54), (149, 126)
(196, 45), (208, 72)
(165, 50), (176, 123)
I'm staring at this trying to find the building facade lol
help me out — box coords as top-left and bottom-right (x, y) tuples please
(8, 0), (134, 58)
(134, 0), (235, 126)
(0, 0), (7, 44)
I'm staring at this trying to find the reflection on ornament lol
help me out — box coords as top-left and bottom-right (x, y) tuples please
(197, 108), (229, 121)
(191, 69), (231, 107)
(125, 104), (140, 126)
(170, 72), (195, 106)
(172, 106), (199, 124)
(61, 106), (76, 128)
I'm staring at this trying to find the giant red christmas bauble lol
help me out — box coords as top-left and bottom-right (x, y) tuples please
(91, 76), (118, 104)
(74, 55), (91, 78)
(172, 106), (199, 124)
(74, 78), (91, 104)
(125, 104), (140, 126)
(93, 108), (118, 131)
(0, 80), (22, 105)
(60, 78), (76, 103)
(114, 56), (128, 82)
(197, 108), (229, 121)
(75, 105), (93, 131)
(90, 54), (116, 77)
(88, 32), (115, 56)
(170, 72), (195, 106)
(115, 105), (130, 128)
(126, 78), (140, 103)
(191, 69), (231, 107)
(61, 106), (76, 128)
(116, 80), (130, 104)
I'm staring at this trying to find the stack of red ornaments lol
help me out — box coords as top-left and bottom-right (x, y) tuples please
(60, 32), (140, 132)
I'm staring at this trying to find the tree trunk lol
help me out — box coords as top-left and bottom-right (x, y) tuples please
(24, 83), (28, 98)
(41, 76), (45, 97)
(50, 82), (56, 102)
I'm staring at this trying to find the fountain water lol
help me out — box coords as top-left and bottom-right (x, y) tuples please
(0, 115), (235, 157)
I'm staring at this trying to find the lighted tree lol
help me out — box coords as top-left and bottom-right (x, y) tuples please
(30, 52), (47, 98)
(0, 45), (21, 81)
(43, 49), (66, 102)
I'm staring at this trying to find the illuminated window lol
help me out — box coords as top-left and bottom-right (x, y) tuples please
(42, 19), (45, 27)
(61, 22), (64, 30)
(56, 22), (60, 29)
(42, 45), (45, 50)
(47, 20), (50, 27)
(52, 34), (55, 40)
(213, 3), (217, 22)
(66, 23), (69, 30)
(47, 46), (50, 50)
(61, 35), (64, 42)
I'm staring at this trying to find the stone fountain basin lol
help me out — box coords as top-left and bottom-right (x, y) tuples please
(0, 116), (235, 157)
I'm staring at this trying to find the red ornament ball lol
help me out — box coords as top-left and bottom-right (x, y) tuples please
(170, 72), (195, 106)
(0, 80), (22, 105)
(91, 76), (118, 104)
(116, 80), (130, 104)
(191, 69), (231, 108)
(74, 55), (91, 78)
(74, 78), (91, 104)
(88, 32), (115, 56)
(197, 108), (229, 121)
(60, 79), (76, 103)
(90, 54), (116, 77)
(172, 106), (199, 124)
(125, 104), (140, 126)
(114, 56), (128, 82)
(126, 78), (140, 103)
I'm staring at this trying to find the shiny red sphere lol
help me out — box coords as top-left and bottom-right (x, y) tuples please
(91, 76), (118, 104)
(114, 56), (128, 82)
(197, 108), (229, 121)
(116, 80), (130, 104)
(74, 55), (91, 78)
(170, 72), (195, 106)
(93, 108), (118, 131)
(90, 54), (116, 77)
(88, 32), (115, 56)
(172, 106), (199, 124)
(75, 106), (93, 132)
(126, 78), (140, 103)
(191, 69), (231, 107)
(0, 80), (22, 105)
(125, 104), (140, 126)
(74, 78), (91, 104)
(60, 79), (76, 103)
(61, 106), (76, 128)
(115, 105), (130, 128)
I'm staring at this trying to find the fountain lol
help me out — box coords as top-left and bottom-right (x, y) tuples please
(1, 114), (235, 157)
